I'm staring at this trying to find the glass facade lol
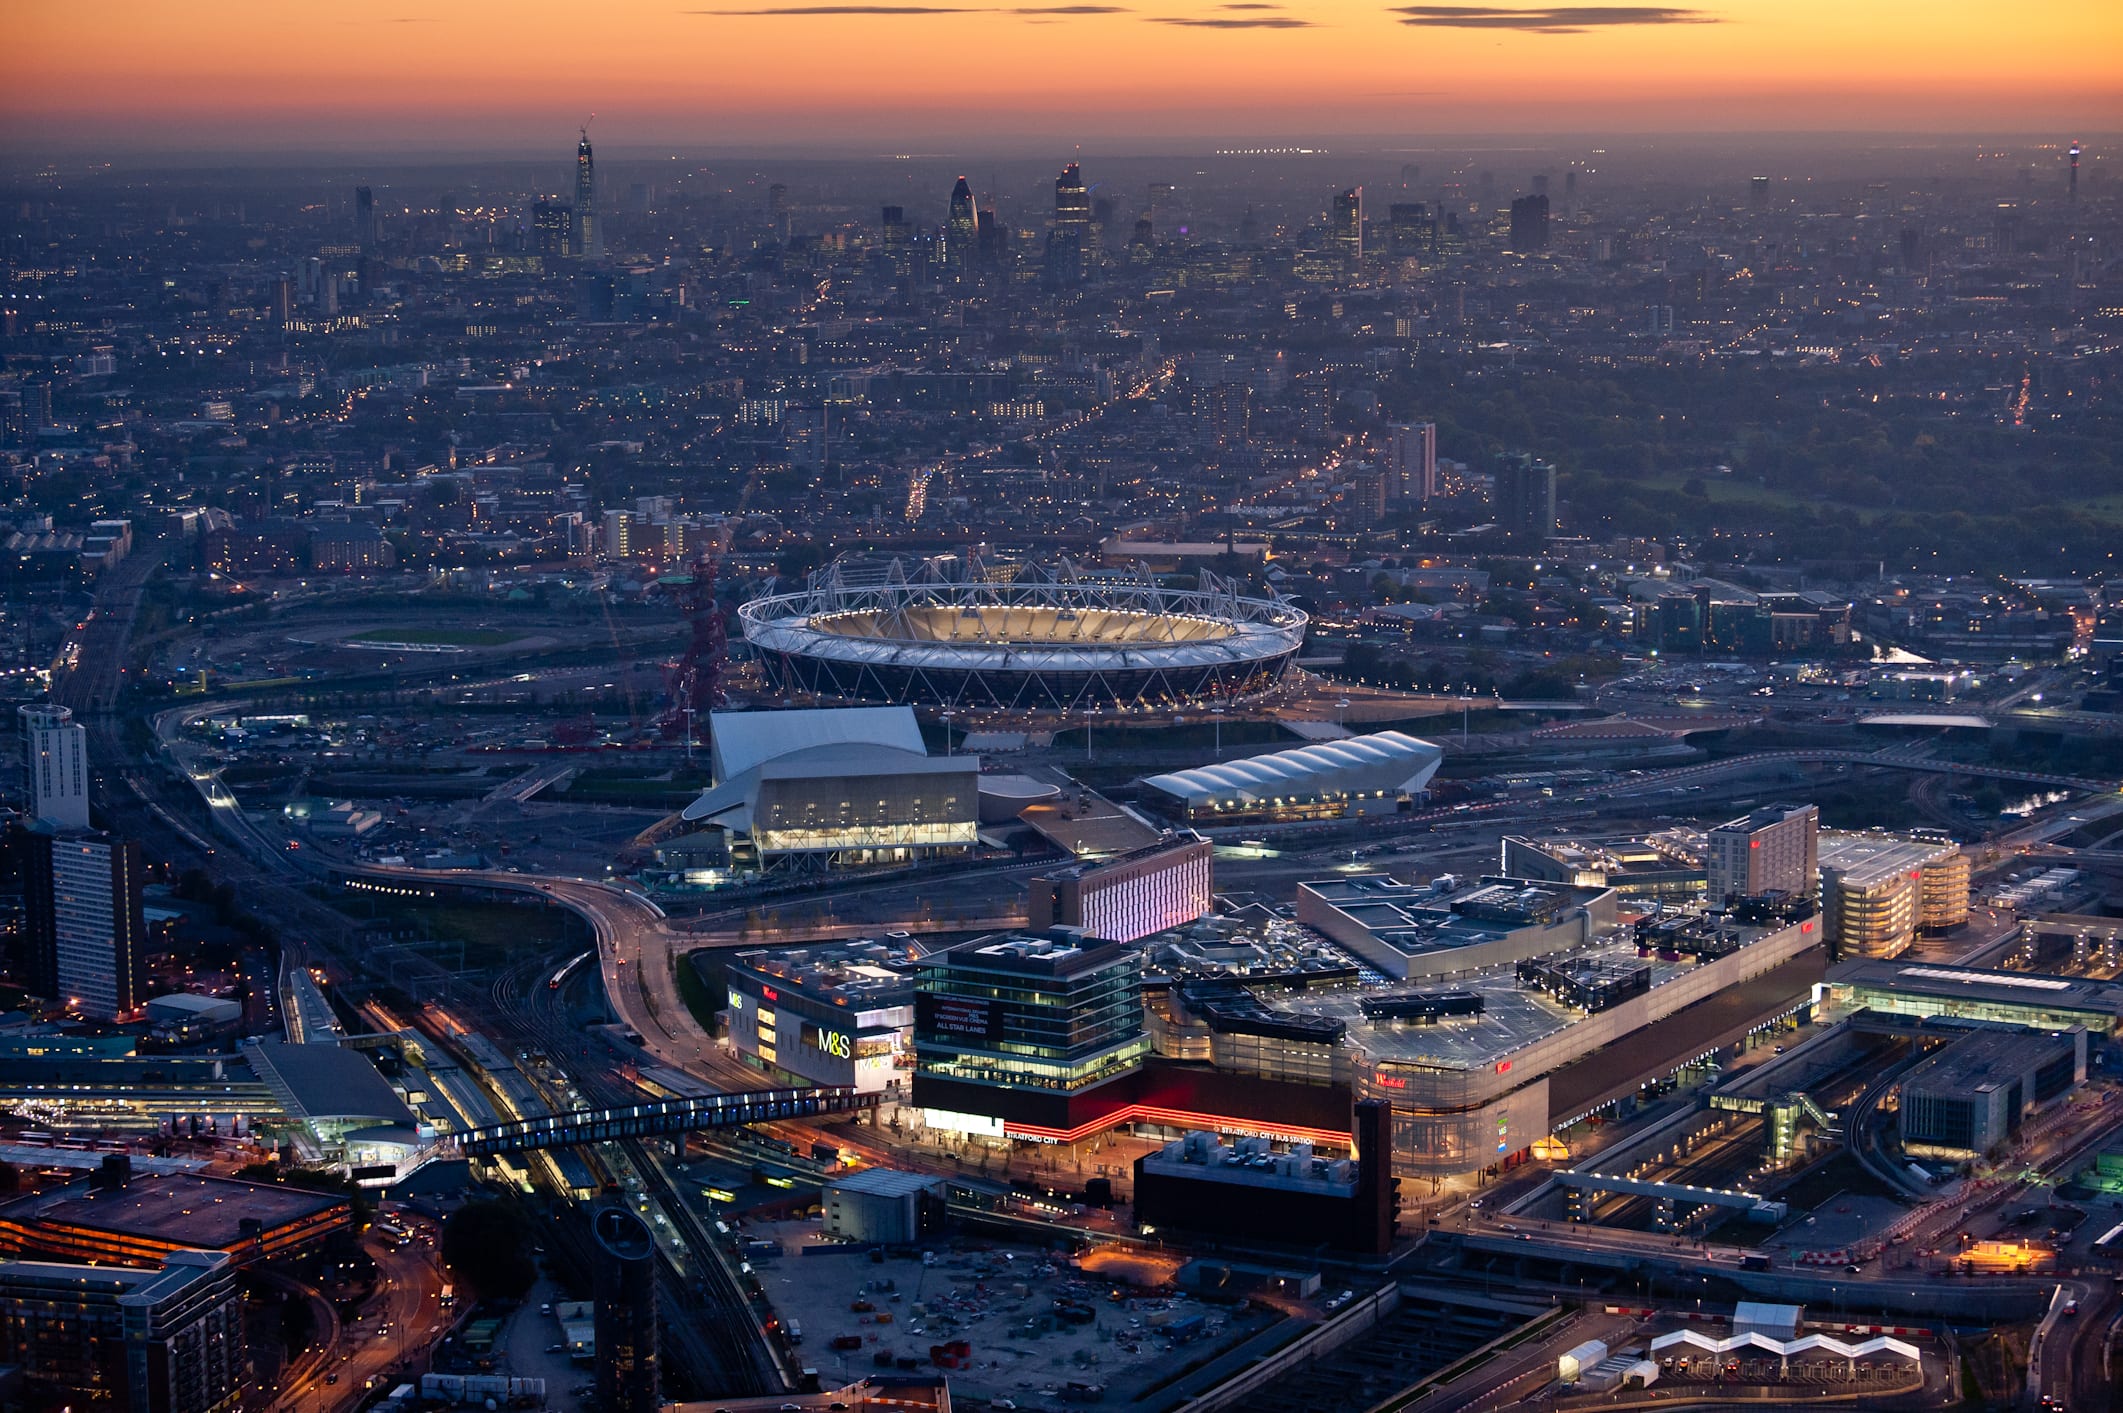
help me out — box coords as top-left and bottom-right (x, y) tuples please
(1827, 982), (2114, 1034)
(914, 934), (1147, 1094)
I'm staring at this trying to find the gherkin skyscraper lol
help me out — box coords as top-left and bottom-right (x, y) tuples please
(948, 175), (977, 273)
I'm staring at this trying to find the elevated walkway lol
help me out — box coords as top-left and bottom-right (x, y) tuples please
(457, 1085), (876, 1156)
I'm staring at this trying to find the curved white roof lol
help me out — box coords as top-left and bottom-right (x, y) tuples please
(709, 706), (926, 781)
(1142, 730), (1443, 807)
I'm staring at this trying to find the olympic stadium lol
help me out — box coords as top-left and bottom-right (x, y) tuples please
(739, 561), (1308, 711)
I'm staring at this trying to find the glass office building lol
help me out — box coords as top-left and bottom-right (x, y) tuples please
(913, 930), (1148, 1126)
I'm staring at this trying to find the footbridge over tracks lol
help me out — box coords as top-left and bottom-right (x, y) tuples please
(1552, 1168), (1786, 1218)
(1605, 746), (2120, 798)
(457, 1085), (877, 1157)
(1442, 1230), (2054, 1322)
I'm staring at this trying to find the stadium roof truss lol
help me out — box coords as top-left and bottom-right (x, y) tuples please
(740, 557), (1307, 711)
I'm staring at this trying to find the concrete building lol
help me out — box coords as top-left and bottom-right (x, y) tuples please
(821, 1168), (948, 1245)
(0, 1173), (353, 1269)
(1138, 731), (1442, 826)
(1386, 421), (1437, 502)
(1705, 804), (1819, 906)
(592, 1207), (658, 1413)
(20, 703), (89, 830)
(1899, 1027), (2085, 1159)
(1493, 453), (1557, 545)
(22, 827), (146, 1020)
(1296, 875), (1619, 983)
(681, 708), (979, 871)
(1818, 832), (1970, 960)
(1027, 835), (1214, 943)
(0, 1249), (246, 1413)
(1131, 1099), (1396, 1253)
(723, 942), (914, 1095)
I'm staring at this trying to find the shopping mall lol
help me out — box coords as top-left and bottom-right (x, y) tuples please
(910, 885), (1830, 1180)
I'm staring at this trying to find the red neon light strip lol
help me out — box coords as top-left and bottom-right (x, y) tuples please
(1001, 1104), (1351, 1147)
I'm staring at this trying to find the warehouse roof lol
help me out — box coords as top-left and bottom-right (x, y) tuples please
(826, 1168), (946, 1199)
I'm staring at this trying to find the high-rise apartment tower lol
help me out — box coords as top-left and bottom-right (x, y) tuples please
(1387, 422), (1437, 502)
(21, 703), (89, 830)
(23, 827), (146, 1020)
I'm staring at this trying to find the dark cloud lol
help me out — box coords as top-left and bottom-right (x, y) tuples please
(1391, 5), (1714, 31)
(687, 5), (976, 12)
(688, 3), (1131, 10)
(1152, 13), (1314, 24)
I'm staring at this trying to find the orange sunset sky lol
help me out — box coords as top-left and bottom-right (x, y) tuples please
(7, 0), (2121, 152)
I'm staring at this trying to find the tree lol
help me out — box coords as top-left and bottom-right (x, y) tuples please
(441, 1200), (538, 1300)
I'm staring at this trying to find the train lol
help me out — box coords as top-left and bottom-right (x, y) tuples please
(549, 949), (595, 990)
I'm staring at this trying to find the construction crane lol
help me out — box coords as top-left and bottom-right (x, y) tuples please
(660, 547), (728, 754)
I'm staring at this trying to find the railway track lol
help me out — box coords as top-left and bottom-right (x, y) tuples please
(479, 939), (783, 1399)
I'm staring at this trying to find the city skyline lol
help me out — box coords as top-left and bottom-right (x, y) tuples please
(8, 0), (2121, 156)
(1, 5), (2121, 1410)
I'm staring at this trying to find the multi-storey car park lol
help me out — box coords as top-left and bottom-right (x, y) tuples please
(1816, 831), (1972, 960)
(0, 1172), (353, 1269)
(740, 559), (1307, 711)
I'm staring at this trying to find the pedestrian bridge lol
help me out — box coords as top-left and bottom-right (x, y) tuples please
(1555, 1168), (1787, 1217)
(457, 1085), (876, 1156)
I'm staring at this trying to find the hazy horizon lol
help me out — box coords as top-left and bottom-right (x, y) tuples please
(11, 0), (2119, 164)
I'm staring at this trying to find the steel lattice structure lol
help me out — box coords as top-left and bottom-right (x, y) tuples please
(455, 1086), (876, 1157)
(739, 558), (1307, 711)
